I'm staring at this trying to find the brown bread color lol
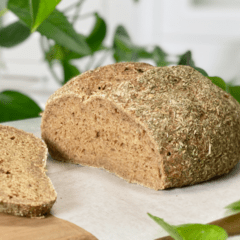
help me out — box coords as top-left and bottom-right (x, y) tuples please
(41, 62), (240, 190)
(0, 125), (57, 217)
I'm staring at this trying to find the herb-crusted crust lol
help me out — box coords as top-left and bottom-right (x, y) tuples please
(41, 62), (240, 190)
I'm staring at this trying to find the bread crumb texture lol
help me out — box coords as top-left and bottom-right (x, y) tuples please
(0, 125), (57, 217)
(41, 62), (240, 190)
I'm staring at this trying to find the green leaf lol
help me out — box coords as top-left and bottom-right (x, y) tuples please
(194, 67), (208, 77)
(0, 21), (31, 47)
(114, 25), (131, 46)
(178, 51), (208, 76)
(113, 25), (152, 62)
(113, 25), (136, 62)
(177, 224), (228, 240)
(0, 8), (8, 17)
(0, 91), (42, 123)
(38, 10), (90, 55)
(148, 213), (184, 240)
(45, 44), (65, 62)
(7, 0), (32, 26)
(148, 213), (228, 240)
(228, 86), (240, 103)
(178, 50), (195, 66)
(152, 46), (168, 66)
(86, 13), (107, 53)
(137, 47), (153, 59)
(45, 44), (84, 63)
(208, 76), (226, 91)
(8, 0), (90, 55)
(62, 60), (80, 84)
(29, 0), (61, 32)
(225, 200), (240, 211)
(63, 47), (86, 60)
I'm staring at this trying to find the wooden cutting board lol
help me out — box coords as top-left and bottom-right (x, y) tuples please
(0, 212), (98, 240)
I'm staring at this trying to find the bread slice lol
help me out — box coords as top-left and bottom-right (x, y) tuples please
(41, 62), (240, 190)
(0, 125), (57, 217)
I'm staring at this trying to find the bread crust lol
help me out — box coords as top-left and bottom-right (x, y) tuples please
(0, 125), (57, 217)
(41, 62), (240, 190)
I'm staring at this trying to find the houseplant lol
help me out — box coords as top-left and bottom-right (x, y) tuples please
(0, 0), (239, 123)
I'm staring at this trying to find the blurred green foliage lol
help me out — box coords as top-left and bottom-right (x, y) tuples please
(0, 0), (239, 123)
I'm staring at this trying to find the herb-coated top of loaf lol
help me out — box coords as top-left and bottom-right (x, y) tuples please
(45, 62), (240, 188)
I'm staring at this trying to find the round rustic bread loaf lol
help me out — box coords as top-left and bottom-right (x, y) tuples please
(41, 62), (240, 190)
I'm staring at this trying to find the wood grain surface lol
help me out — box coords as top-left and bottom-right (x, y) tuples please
(0, 212), (98, 240)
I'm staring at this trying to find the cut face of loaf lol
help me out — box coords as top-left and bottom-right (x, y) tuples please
(0, 125), (57, 217)
(41, 62), (240, 190)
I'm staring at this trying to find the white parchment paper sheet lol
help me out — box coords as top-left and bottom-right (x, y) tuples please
(3, 118), (240, 240)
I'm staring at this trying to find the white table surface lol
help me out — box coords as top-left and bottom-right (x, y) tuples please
(2, 117), (240, 240)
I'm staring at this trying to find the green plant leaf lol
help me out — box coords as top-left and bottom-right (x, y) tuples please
(225, 200), (240, 211)
(178, 51), (208, 76)
(178, 50), (195, 66)
(228, 86), (240, 103)
(39, 10), (90, 55)
(37, 10), (90, 56)
(152, 46), (168, 66)
(86, 13), (107, 53)
(7, 0), (32, 26)
(113, 25), (152, 62)
(113, 25), (157, 63)
(113, 25), (136, 62)
(0, 21), (31, 47)
(176, 224), (228, 240)
(137, 47), (153, 59)
(63, 47), (86, 60)
(0, 91), (42, 123)
(148, 213), (228, 240)
(114, 25), (131, 47)
(148, 213), (184, 240)
(0, 8), (8, 17)
(225, 200), (240, 210)
(29, 0), (61, 32)
(45, 44), (84, 63)
(194, 67), (208, 77)
(208, 76), (226, 91)
(8, 0), (90, 55)
(62, 60), (80, 84)
(45, 44), (65, 62)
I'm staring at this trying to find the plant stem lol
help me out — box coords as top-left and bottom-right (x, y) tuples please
(40, 36), (62, 85)
(94, 49), (112, 68)
(39, 35), (48, 53)
(62, 0), (80, 13)
(85, 55), (95, 71)
(47, 62), (63, 85)
(72, 0), (85, 25)
(71, 12), (94, 21)
(62, 4), (76, 13)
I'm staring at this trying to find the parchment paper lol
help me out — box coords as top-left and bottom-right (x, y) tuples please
(3, 118), (240, 240)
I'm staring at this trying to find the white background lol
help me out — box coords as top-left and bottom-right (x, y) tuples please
(1, 0), (240, 109)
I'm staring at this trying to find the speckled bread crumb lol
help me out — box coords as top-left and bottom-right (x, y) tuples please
(0, 125), (57, 217)
(41, 62), (240, 190)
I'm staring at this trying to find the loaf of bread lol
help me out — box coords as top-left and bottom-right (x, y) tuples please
(0, 125), (57, 217)
(41, 62), (240, 190)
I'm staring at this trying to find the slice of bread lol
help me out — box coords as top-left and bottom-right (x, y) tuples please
(41, 62), (240, 190)
(0, 125), (57, 217)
